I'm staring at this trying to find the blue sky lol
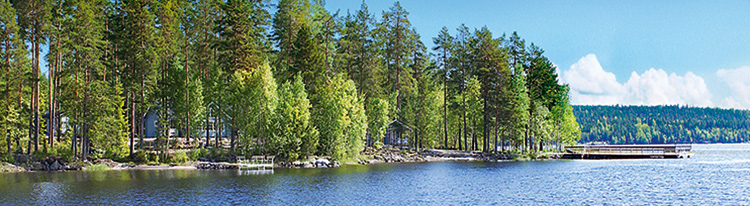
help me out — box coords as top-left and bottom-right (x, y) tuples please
(325, 0), (750, 109)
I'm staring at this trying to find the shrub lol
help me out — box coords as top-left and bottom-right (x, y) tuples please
(172, 150), (189, 163)
(188, 149), (204, 161)
(147, 153), (160, 164)
(131, 151), (148, 164)
(1, 153), (14, 163)
(373, 142), (383, 150)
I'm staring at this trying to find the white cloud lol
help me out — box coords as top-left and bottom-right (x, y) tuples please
(562, 54), (624, 105)
(717, 66), (750, 109)
(561, 54), (713, 107)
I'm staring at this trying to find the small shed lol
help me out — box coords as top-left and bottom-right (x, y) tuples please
(384, 119), (413, 147)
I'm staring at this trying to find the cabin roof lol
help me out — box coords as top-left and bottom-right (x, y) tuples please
(386, 119), (413, 131)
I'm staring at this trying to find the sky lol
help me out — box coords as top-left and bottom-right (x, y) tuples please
(324, 0), (750, 109)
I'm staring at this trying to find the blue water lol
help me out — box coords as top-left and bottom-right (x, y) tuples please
(1, 144), (749, 205)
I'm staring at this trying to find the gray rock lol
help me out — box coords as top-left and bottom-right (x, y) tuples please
(50, 160), (61, 171)
(314, 158), (329, 167)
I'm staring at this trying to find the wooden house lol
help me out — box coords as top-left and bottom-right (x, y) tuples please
(384, 119), (413, 147)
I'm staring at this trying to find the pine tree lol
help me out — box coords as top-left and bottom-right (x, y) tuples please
(120, 0), (158, 154)
(470, 27), (507, 152)
(187, 0), (220, 149)
(509, 64), (530, 150)
(380, 2), (415, 113)
(215, 0), (270, 152)
(271, 0), (310, 83)
(0, 0), (29, 154)
(13, 0), (50, 154)
(432, 26), (453, 149)
(450, 25), (472, 150)
(291, 25), (324, 95)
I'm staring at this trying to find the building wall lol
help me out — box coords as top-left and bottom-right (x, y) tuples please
(144, 113), (231, 138)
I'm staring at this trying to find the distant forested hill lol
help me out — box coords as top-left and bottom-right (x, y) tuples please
(573, 105), (750, 144)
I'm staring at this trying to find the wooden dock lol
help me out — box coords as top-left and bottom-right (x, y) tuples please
(195, 156), (275, 170)
(563, 144), (692, 159)
(235, 156), (275, 170)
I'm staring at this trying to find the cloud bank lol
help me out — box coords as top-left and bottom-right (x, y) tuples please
(561, 54), (713, 107)
(717, 66), (750, 109)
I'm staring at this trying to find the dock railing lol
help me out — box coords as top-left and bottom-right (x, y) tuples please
(566, 144), (692, 156)
(236, 155), (275, 170)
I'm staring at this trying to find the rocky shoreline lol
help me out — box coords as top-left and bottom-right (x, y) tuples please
(3, 155), (85, 172)
(358, 148), (515, 164)
(0, 148), (542, 173)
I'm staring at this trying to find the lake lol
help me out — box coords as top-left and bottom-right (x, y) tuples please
(1, 144), (749, 205)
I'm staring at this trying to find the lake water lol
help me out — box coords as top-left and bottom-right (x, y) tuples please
(1, 144), (749, 205)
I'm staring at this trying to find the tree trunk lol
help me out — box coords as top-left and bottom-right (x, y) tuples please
(83, 62), (90, 160)
(463, 104), (467, 151)
(48, 36), (56, 148)
(139, 72), (145, 150)
(443, 50), (448, 149)
(185, 39), (190, 146)
(458, 122), (463, 151)
(230, 110), (235, 153)
(4, 40), (11, 154)
(129, 91), (134, 156)
(215, 109), (220, 148)
(205, 106), (210, 149)
(72, 111), (78, 158)
(494, 119), (498, 154)
(32, 33), (39, 153)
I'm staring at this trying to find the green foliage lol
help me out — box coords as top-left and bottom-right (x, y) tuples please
(313, 74), (367, 160)
(366, 98), (390, 146)
(171, 150), (189, 164)
(188, 149), (206, 161)
(234, 62), (278, 153)
(1, 0), (29, 155)
(215, 0), (269, 72)
(550, 89), (581, 149)
(271, 0), (312, 83)
(131, 152), (148, 164)
(0, 1), (581, 160)
(508, 64), (530, 147)
(575, 105), (750, 144)
(1, 153), (14, 163)
(272, 75), (318, 160)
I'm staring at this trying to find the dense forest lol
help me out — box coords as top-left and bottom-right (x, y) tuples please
(574, 105), (750, 144)
(0, 0), (579, 162)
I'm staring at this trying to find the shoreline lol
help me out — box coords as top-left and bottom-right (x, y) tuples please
(0, 148), (553, 173)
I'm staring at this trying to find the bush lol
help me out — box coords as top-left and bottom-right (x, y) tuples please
(188, 149), (207, 161)
(1, 153), (14, 163)
(373, 142), (383, 150)
(147, 153), (160, 164)
(172, 150), (189, 163)
(131, 151), (148, 164)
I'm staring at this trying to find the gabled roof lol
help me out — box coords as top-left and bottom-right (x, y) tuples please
(386, 119), (413, 131)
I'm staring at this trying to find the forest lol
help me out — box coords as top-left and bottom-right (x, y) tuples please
(0, 0), (579, 162)
(575, 105), (750, 144)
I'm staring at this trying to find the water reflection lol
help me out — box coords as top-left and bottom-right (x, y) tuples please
(2, 144), (750, 205)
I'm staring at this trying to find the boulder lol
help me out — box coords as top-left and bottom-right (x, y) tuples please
(0, 162), (26, 173)
(50, 160), (61, 171)
(314, 158), (330, 167)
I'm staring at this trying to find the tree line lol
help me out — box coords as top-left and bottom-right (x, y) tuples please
(574, 105), (750, 144)
(0, 0), (579, 161)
